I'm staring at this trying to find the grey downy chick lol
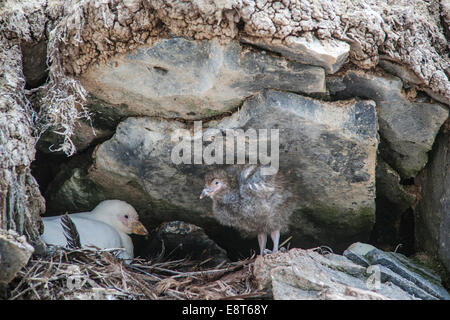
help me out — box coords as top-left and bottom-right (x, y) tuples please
(200, 164), (296, 256)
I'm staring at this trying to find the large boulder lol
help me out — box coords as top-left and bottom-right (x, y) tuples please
(74, 89), (378, 253)
(328, 71), (448, 178)
(79, 38), (326, 120)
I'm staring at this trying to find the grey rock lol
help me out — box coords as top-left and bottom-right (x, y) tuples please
(415, 124), (450, 272)
(344, 242), (450, 300)
(241, 35), (350, 74)
(343, 250), (371, 268)
(83, 90), (378, 252)
(328, 70), (449, 178)
(253, 248), (416, 300)
(0, 229), (34, 285)
(423, 88), (450, 107)
(80, 38), (326, 119)
(37, 120), (113, 154)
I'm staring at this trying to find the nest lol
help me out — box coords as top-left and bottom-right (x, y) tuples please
(6, 247), (265, 300)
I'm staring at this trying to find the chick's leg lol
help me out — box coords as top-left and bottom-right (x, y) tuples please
(270, 229), (280, 253)
(257, 233), (267, 256)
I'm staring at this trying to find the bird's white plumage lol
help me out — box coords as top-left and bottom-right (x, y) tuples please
(41, 200), (140, 259)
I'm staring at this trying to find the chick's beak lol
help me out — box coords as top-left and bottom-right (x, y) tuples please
(200, 187), (212, 199)
(131, 221), (148, 235)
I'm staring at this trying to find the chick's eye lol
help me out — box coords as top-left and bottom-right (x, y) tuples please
(124, 215), (129, 219)
(215, 181), (219, 185)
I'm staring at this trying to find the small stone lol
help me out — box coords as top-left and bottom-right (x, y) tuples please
(242, 35), (350, 74)
(0, 229), (34, 285)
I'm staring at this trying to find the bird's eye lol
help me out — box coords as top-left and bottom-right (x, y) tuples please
(215, 181), (219, 185)
(124, 215), (129, 219)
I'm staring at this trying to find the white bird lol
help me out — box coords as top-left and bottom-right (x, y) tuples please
(41, 200), (148, 259)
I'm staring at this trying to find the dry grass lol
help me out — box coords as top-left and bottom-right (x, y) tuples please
(7, 247), (264, 300)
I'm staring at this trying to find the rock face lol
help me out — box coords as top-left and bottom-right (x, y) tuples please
(76, 89), (379, 253)
(241, 35), (350, 74)
(44, 0), (450, 103)
(80, 38), (326, 119)
(415, 122), (450, 272)
(0, 229), (34, 286)
(253, 243), (450, 300)
(328, 70), (449, 178)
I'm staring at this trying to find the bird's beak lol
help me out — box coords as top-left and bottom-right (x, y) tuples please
(200, 187), (212, 199)
(131, 221), (148, 235)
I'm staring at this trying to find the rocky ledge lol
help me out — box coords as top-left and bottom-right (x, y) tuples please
(254, 243), (450, 300)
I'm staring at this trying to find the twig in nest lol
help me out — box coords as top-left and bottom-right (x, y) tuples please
(311, 246), (334, 255)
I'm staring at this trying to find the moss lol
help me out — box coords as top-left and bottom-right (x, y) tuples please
(202, 108), (222, 117)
